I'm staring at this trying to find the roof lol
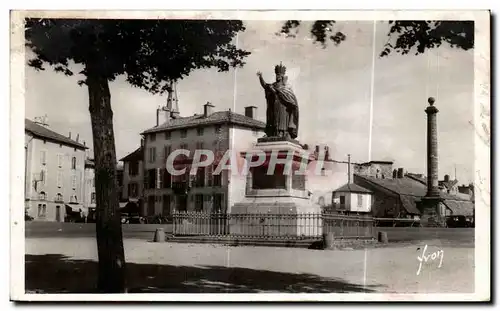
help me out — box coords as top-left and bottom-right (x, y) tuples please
(399, 195), (421, 215)
(355, 174), (471, 201)
(359, 160), (394, 166)
(405, 173), (427, 185)
(25, 119), (87, 149)
(120, 147), (143, 162)
(141, 110), (266, 134)
(439, 179), (459, 190)
(333, 183), (372, 194)
(443, 200), (474, 216)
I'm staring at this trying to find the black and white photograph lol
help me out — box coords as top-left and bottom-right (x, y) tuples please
(9, 10), (490, 301)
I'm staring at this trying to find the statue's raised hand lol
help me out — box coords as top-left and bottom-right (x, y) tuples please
(256, 71), (262, 77)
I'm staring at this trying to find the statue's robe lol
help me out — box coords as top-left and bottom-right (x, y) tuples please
(263, 80), (299, 139)
(273, 82), (299, 139)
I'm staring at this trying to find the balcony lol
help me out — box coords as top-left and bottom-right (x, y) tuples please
(172, 181), (190, 195)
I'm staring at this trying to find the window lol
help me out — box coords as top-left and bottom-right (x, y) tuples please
(71, 174), (77, 189)
(162, 169), (172, 189)
(165, 132), (171, 140)
(357, 194), (363, 207)
(71, 157), (76, 170)
(40, 169), (46, 185)
(215, 125), (222, 133)
(207, 165), (213, 186)
(55, 193), (63, 202)
(197, 127), (204, 136)
(180, 129), (187, 138)
(92, 178), (95, 187)
(57, 154), (63, 168)
(91, 192), (96, 204)
(195, 168), (205, 187)
(213, 193), (224, 213)
(39, 191), (46, 201)
(37, 204), (46, 218)
(180, 143), (188, 150)
(147, 169), (156, 189)
(70, 195), (77, 203)
(150, 133), (156, 142)
(149, 147), (156, 163)
(129, 161), (139, 176)
(164, 145), (171, 159)
(40, 150), (47, 165)
(162, 195), (171, 215)
(196, 142), (204, 150)
(147, 196), (155, 216)
(213, 169), (222, 187)
(339, 196), (346, 209)
(195, 194), (204, 212)
(57, 171), (63, 188)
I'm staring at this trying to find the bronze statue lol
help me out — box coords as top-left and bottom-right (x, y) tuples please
(257, 62), (299, 139)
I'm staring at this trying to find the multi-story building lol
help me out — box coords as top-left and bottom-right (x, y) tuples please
(83, 159), (96, 215)
(25, 118), (87, 221)
(120, 146), (144, 212)
(138, 100), (266, 216)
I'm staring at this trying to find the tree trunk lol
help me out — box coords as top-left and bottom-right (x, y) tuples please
(87, 67), (126, 293)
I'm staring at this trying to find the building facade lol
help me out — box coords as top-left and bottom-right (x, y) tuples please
(83, 159), (96, 214)
(137, 102), (266, 216)
(25, 119), (87, 221)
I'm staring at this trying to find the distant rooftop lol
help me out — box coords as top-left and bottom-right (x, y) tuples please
(141, 110), (266, 134)
(120, 147), (143, 162)
(25, 119), (87, 150)
(333, 183), (372, 194)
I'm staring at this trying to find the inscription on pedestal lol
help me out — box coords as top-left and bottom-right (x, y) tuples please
(252, 166), (286, 189)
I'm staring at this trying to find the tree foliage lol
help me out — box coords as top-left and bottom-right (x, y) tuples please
(279, 20), (474, 56)
(25, 18), (250, 92)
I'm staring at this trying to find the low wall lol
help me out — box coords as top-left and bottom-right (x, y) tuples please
(375, 227), (475, 244)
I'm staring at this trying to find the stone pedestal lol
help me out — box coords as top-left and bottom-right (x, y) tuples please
(418, 196), (446, 227)
(230, 137), (322, 237)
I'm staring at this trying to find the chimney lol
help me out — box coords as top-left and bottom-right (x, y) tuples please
(68, 132), (72, 139)
(325, 146), (330, 161)
(397, 168), (404, 179)
(204, 102), (215, 117)
(156, 106), (160, 126)
(140, 138), (145, 148)
(347, 154), (351, 184)
(425, 97), (440, 197)
(244, 106), (257, 119)
(444, 174), (450, 182)
(76, 134), (79, 143)
(83, 141), (86, 147)
(392, 169), (397, 179)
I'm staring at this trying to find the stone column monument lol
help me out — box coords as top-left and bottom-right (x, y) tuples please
(418, 97), (446, 227)
(230, 63), (321, 237)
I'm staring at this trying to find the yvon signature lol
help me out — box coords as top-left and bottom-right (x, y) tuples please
(416, 245), (444, 276)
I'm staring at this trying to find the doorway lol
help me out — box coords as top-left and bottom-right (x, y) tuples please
(55, 206), (61, 222)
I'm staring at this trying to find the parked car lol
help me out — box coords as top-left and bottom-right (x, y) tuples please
(25, 213), (34, 221)
(446, 215), (471, 228)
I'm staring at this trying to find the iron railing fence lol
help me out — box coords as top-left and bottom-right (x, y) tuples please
(172, 211), (375, 240)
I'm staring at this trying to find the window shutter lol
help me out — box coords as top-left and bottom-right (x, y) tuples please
(157, 168), (162, 189)
(40, 150), (46, 165)
(56, 171), (62, 188)
(207, 165), (213, 186)
(57, 154), (63, 168)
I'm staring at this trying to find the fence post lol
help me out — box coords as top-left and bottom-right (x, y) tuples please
(378, 231), (388, 243)
(323, 232), (335, 250)
(154, 227), (165, 243)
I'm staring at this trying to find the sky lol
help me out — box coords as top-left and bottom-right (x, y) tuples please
(25, 20), (475, 184)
